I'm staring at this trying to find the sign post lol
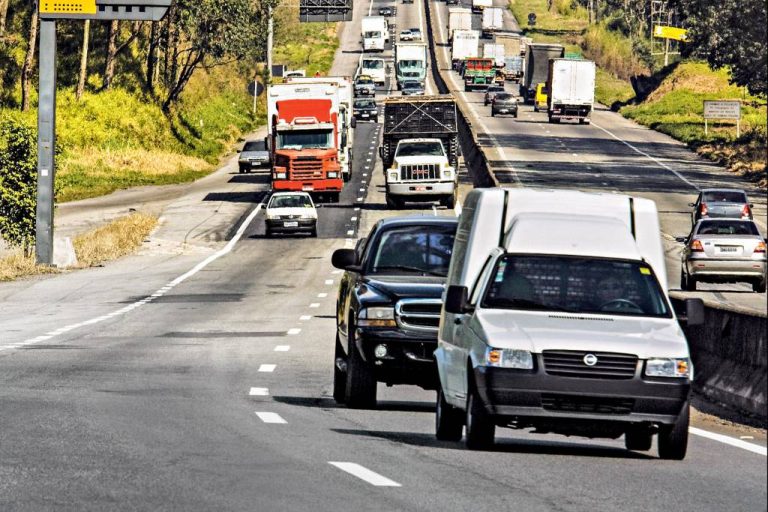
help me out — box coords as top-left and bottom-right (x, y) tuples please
(35, 0), (171, 265)
(703, 100), (741, 137)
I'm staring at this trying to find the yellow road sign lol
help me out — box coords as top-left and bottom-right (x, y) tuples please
(653, 25), (688, 41)
(39, 0), (97, 15)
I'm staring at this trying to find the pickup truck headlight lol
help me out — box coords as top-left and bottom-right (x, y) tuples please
(389, 172), (399, 181)
(645, 358), (691, 379)
(443, 166), (455, 179)
(484, 348), (534, 370)
(358, 307), (396, 327)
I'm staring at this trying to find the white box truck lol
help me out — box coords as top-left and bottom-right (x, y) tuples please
(472, 0), (492, 13)
(447, 7), (473, 41)
(434, 188), (704, 460)
(359, 56), (386, 85)
(395, 42), (428, 89)
(481, 7), (504, 38)
(482, 43), (505, 68)
(362, 16), (389, 52)
(546, 58), (596, 124)
(451, 30), (480, 69)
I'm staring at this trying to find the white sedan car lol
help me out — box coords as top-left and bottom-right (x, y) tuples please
(264, 192), (318, 237)
(399, 29), (414, 41)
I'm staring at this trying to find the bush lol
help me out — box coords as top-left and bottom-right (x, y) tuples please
(0, 119), (38, 255)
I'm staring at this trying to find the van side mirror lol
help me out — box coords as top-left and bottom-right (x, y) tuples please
(675, 236), (687, 243)
(332, 248), (358, 270)
(681, 298), (705, 327)
(445, 285), (470, 314)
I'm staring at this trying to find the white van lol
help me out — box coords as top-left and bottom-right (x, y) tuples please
(360, 57), (387, 85)
(361, 16), (389, 52)
(434, 188), (704, 459)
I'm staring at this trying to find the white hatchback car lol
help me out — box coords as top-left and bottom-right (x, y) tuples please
(264, 192), (318, 237)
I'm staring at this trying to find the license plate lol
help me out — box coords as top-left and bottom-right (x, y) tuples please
(302, 185), (314, 191)
(717, 246), (739, 253)
(361, 113), (369, 117)
(284, 221), (299, 228)
(414, 186), (427, 191)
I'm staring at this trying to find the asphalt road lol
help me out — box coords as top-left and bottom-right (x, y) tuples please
(0, 0), (765, 510)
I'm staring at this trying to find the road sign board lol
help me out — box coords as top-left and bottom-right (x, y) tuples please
(39, 0), (172, 21)
(39, 0), (97, 15)
(653, 25), (688, 41)
(299, 0), (353, 22)
(703, 100), (741, 120)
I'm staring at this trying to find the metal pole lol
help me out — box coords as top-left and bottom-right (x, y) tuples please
(36, 19), (56, 265)
(267, 5), (273, 82)
(664, 37), (669, 67)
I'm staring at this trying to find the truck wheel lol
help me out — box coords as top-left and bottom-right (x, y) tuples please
(345, 329), (377, 409)
(333, 333), (347, 404)
(343, 172), (350, 183)
(753, 278), (766, 293)
(465, 384), (495, 450)
(386, 194), (402, 210)
(328, 192), (340, 204)
(310, 227), (318, 238)
(239, 165), (247, 174)
(265, 228), (272, 238)
(436, 388), (464, 441)
(625, 428), (653, 451)
(658, 401), (689, 460)
(442, 191), (457, 210)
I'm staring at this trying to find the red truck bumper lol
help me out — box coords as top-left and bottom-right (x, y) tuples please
(272, 179), (343, 193)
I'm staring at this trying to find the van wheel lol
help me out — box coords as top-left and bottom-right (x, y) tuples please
(625, 428), (653, 451)
(465, 384), (494, 450)
(658, 402), (689, 460)
(436, 388), (464, 441)
(345, 328), (377, 409)
(333, 334), (347, 404)
(753, 279), (766, 293)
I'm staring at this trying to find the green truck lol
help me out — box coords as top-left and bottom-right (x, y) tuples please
(461, 57), (495, 91)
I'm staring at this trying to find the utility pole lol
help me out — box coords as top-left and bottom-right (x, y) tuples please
(267, 5), (274, 81)
(36, 18), (56, 265)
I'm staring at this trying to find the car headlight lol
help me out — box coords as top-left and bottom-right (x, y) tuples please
(484, 348), (534, 370)
(301, 214), (315, 220)
(358, 307), (396, 327)
(274, 172), (287, 179)
(645, 358), (691, 379)
(266, 214), (279, 221)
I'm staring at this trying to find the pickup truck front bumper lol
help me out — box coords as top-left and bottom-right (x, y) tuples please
(355, 327), (438, 389)
(387, 181), (455, 197)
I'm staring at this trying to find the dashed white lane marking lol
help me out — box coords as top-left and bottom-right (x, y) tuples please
(1, 199), (267, 353)
(287, 328), (301, 335)
(454, 202), (462, 217)
(318, 293), (328, 298)
(332, 269), (343, 274)
(309, 303), (320, 308)
(255, 412), (287, 424)
(300, 315), (312, 321)
(347, 230), (354, 237)
(249, 387), (269, 396)
(274, 345), (291, 352)
(366, 158), (372, 162)
(325, 280), (334, 285)
(572, 153), (578, 157)
(359, 188), (366, 192)
(258, 364), (276, 373)
(351, 217), (358, 222)
(362, 173), (368, 177)
(357, 197), (364, 202)
(690, 427), (767, 456)
(329, 462), (402, 487)
(354, 207), (361, 211)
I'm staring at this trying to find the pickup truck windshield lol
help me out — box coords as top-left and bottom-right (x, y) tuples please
(243, 141), (266, 152)
(363, 60), (384, 69)
(481, 255), (671, 317)
(395, 141), (444, 157)
(277, 129), (332, 150)
(369, 225), (456, 277)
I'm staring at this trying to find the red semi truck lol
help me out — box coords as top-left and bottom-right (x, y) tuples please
(267, 82), (343, 202)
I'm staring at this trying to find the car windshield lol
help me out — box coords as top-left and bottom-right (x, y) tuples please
(369, 225), (456, 276)
(356, 77), (374, 85)
(355, 100), (376, 108)
(395, 141), (444, 157)
(481, 255), (671, 318)
(268, 195), (313, 209)
(495, 93), (514, 100)
(696, 220), (759, 236)
(276, 129), (332, 150)
(402, 81), (422, 89)
(702, 191), (747, 203)
(363, 60), (384, 69)
(243, 141), (265, 152)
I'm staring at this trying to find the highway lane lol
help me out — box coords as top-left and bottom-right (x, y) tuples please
(0, 0), (766, 510)
(428, 0), (767, 315)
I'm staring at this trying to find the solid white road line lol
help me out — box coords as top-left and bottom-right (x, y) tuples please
(258, 364), (276, 373)
(300, 315), (312, 321)
(690, 427), (767, 456)
(328, 462), (402, 487)
(274, 345), (290, 352)
(255, 412), (287, 424)
(249, 387), (269, 396)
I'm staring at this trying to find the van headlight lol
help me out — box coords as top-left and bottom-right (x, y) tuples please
(358, 307), (396, 327)
(645, 358), (691, 379)
(484, 348), (533, 370)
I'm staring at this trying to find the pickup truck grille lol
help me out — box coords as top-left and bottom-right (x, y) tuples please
(400, 164), (440, 181)
(542, 351), (638, 380)
(395, 299), (442, 332)
(541, 394), (635, 415)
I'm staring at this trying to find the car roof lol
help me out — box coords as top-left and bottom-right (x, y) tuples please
(376, 215), (459, 229)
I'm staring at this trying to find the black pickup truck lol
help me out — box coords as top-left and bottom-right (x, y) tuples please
(331, 216), (458, 408)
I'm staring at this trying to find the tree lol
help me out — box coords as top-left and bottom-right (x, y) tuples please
(76, 20), (90, 100)
(0, 0), (9, 35)
(20, 8), (38, 111)
(0, 120), (38, 255)
(672, 0), (767, 96)
(103, 20), (119, 89)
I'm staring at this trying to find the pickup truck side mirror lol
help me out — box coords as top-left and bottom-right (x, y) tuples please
(687, 202), (696, 207)
(675, 236), (687, 243)
(332, 248), (358, 270)
(680, 298), (705, 327)
(445, 285), (470, 314)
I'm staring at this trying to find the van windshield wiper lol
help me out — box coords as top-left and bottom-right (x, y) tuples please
(374, 265), (446, 277)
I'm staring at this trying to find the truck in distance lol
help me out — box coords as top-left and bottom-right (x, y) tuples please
(503, 56), (524, 82)
(395, 42), (428, 90)
(482, 43), (506, 68)
(494, 32), (522, 58)
(362, 16), (389, 52)
(472, 0), (492, 14)
(380, 95), (460, 210)
(546, 58), (596, 124)
(521, 43), (565, 102)
(359, 56), (386, 85)
(481, 7), (504, 38)
(462, 57), (496, 91)
(447, 6), (473, 42)
(451, 30), (480, 70)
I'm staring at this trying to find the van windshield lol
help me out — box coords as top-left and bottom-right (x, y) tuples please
(364, 31), (382, 38)
(481, 255), (671, 317)
(363, 60), (384, 69)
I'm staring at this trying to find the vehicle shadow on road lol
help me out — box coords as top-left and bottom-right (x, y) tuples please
(204, 191), (264, 203)
(331, 428), (655, 459)
(228, 174), (271, 184)
(272, 395), (433, 413)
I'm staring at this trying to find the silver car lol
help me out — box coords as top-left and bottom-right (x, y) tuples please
(689, 188), (753, 224)
(678, 219), (767, 293)
(238, 139), (271, 173)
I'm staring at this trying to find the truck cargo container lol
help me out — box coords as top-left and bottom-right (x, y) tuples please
(494, 32), (522, 58)
(546, 58), (596, 124)
(451, 30), (480, 69)
(521, 43), (564, 103)
(483, 43), (506, 68)
(472, 0), (492, 13)
(447, 7), (473, 42)
(481, 7), (504, 38)
(395, 42), (428, 89)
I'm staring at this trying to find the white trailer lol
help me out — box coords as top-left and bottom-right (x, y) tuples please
(362, 16), (388, 52)
(359, 56), (386, 85)
(481, 7), (504, 38)
(447, 7), (473, 41)
(472, 0), (492, 13)
(546, 58), (596, 124)
(451, 30), (480, 68)
(482, 43), (505, 68)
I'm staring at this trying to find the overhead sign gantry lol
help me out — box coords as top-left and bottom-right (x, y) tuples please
(299, 0), (352, 22)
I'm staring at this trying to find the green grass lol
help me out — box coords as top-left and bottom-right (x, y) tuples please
(508, 0), (588, 33)
(595, 68), (635, 108)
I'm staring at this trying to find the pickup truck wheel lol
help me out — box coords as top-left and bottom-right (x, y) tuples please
(442, 191), (457, 210)
(333, 334), (347, 404)
(265, 228), (272, 238)
(753, 278), (766, 293)
(345, 330), (377, 409)
(436, 388), (464, 441)
(682, 272), (697, 291)
(658, 402), (689, 460)
(465, 385), (494, 450)
(386, 194), (402, 210)
(238, 165), (247, 174)
(625, 428), (653, 451)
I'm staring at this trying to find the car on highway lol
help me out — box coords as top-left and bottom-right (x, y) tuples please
(399, 29), (414, 41)
(238, 139), (271, 173)
(533, 82), (548, 112)
(400, 80), (425, 96)
(491, 92), (518, 117)
(353, 74), (376, 96)
(378, 6), (393, 16)
(353, 98), (379, 123)
(331, 216), (459, 408)
(678, 219), (767, 292)
(483, 84), (506, 106)
(264, 192), (318, 238)
(689, 188), (754, 224)
(409, 28), (423, 40)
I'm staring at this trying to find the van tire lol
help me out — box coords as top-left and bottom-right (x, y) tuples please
(465, 384), (495, 450)
(345, 328), (377, 409)
(658, 402), (689, 460)
(436, 388), (464, 441)
(753, 279), (766, 293)
(333, 334), (347, 404)
(625, 428), (653, 451)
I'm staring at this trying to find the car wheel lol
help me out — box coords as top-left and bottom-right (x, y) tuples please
(465, 382), (494, 450)
(625, 428), (653, 451)
(442, 190), (457, 210)
(683, 272), (697, 292)
(310, 226), (318, 238)
(239, 165), (247, 174)
(265, 228), (272, 238)
(514, 111), (518, 118)
(436, 388), (464, 441)
(345, 328), (377, 409)
(333, 333), (347, 404)
(753, 278), (767, 293)
(658, 401), (690, 460)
